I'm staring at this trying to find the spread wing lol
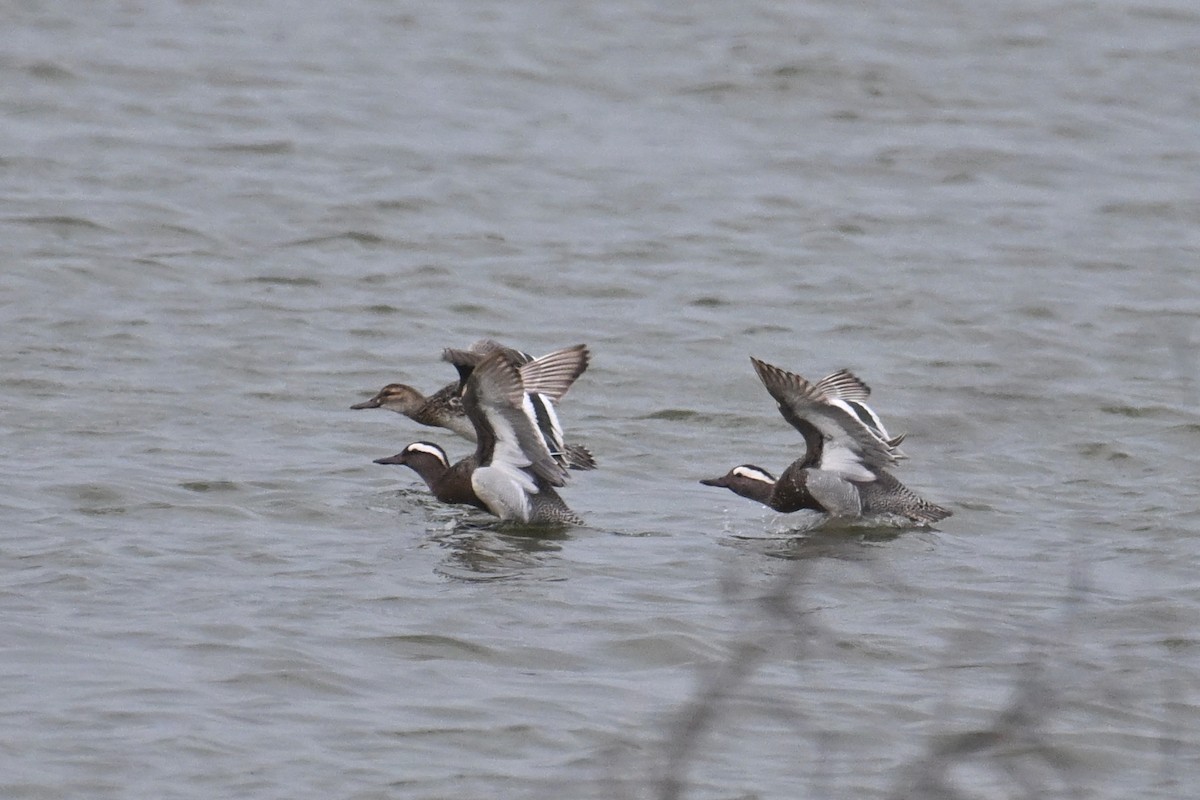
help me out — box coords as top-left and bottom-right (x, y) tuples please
(462, 350), (569, 488)
(517, 344), (589, 402)
(446, 342), (589, 469)
(812, 369), (872, 403)
(468, 338), (534, 364)
(516, 344), (589, 466)
(812, 368), (905, 454)
(750, 357), (900, 481)
(442, 339), (535, 389)
(831, 396), (907, 457)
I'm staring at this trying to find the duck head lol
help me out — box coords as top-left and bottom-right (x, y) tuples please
(352, 383), (426, 413)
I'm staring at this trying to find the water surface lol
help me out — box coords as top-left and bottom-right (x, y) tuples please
(3, 1), (1199, 797)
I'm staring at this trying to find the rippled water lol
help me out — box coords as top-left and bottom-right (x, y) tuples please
(4, 1), (1199, 797)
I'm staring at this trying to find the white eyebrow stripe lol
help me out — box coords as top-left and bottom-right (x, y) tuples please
(405, 442), (448, 464)
(732, 466), (775, 484)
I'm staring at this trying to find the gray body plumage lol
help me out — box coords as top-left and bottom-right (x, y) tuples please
(798, 468), (863, 518)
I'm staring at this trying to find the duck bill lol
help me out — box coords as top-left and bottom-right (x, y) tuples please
(373, 453), (408, 465)
(699, 476), (729, 487)
(351, 397), (383, 410)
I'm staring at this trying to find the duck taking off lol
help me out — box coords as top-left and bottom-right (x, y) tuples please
(373, 345), (588, 525)
(700, 358), (951, 525)
(352, 339), (595, 470)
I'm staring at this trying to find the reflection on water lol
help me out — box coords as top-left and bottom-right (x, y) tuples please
(425, 519), (570, 582)
(735, 526), (908, 561)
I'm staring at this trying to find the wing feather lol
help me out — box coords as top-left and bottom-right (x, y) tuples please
(517, 344), (589, 402)
(750, 357), (900, 478)
(442, 339), (535, 389)
(462, 350), (569, 487)
(802, 368), (907, 455)
(812, 369), (872, 402)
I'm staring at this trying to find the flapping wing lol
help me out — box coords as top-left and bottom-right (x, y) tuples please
(469, 339), (533, 365)
(750, 357), (899, 481)
(517, 344), (589, 402)
(518, 345), (589, 466)
(443, 339), (534, 388)
(813, 369), (905, 455)
(812, 369), (872, 403)
(462, 350), (569, 487)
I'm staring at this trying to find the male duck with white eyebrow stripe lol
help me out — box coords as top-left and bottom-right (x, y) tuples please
(701, 358), (951, 525)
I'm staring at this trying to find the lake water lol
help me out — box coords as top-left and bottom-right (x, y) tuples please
(3, 1), (1199, 797)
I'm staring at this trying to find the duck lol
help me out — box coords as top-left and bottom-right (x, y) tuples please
(350, 380), (474, 439)
(352, 339), (596, 470)
(700, 357), (951, 525)
(372, 345), (587, 525)
(442, 339), (595, 470)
